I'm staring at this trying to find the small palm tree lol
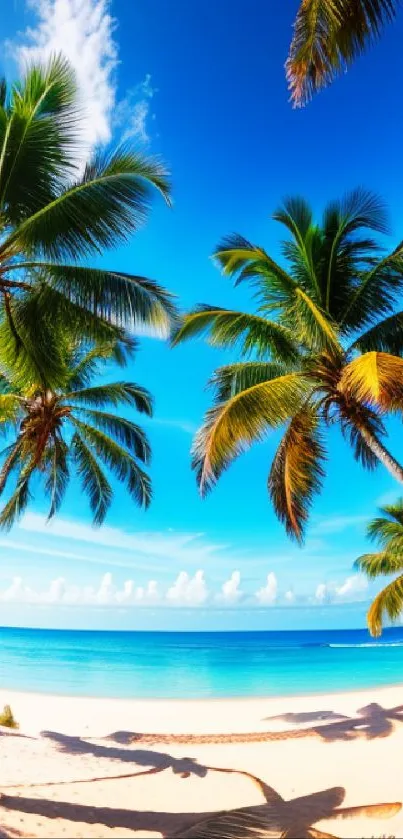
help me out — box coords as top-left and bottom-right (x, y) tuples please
(173, 189), (403, 541)
(0, 56), (175, 385)
(356, 499), (403, 636)
(0, 339), (153, 527)
(287, 0), (398, 106)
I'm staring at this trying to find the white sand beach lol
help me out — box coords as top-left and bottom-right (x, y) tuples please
(1, 684), (403, 838)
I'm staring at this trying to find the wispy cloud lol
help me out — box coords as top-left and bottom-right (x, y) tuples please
(315, 574), (368, 605)
(311, 515), (368, 535)
(12, 0), (118, 160)
(8, 1), (157, 165)
(114, 74), (157, 144)
(18, 513), (227, 565)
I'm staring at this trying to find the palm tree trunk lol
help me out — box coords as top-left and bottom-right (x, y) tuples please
(359, 425), (403, 483)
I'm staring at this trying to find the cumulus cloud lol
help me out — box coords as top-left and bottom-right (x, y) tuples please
(314, 575), (368, 605)
(284, 590), (295, 605)
(12, 0), (118, 160)
(166, 570), (208, 606)
(255, 572), (277, 606)
(9, 1), (156, 165)
(216, 571), (243, 605)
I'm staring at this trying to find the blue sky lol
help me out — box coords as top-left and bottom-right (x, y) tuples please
(1, 0), (403, 631)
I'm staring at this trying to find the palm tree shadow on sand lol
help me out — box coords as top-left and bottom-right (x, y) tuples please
(0, 773), (400, 839)
(263, 703), (403, 742)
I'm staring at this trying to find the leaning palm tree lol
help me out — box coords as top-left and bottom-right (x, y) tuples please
(287, 0), (398, 106)
(173, 189), (403, 541)
(355, 499), (403, 635)
(0, 338), (153, 527)
(0, 55), (175, 386)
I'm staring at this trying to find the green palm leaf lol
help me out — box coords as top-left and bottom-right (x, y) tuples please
(208, 362), (291, 402)
(43, 435), (69, 519)
(0, 471), (32, 530)
(192, 373), (311, 495)
(5, 148), (170, 261)
(77, 409), (151, 464)
(71, 432), (112, 525)
(64, 382), (153, 413)
(355, 551), (403, 577)
(0, 55), (78, 222)
(268, 407), (326, 542)
(72, 419), (151, 509)
(172, 306), (299, 361)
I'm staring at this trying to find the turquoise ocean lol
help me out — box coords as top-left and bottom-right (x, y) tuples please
(1, 626), (403, 698)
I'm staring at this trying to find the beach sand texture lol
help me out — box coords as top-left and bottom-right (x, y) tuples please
(0, 685), (403, 838)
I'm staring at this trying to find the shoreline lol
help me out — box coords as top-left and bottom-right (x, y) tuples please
(1, 681), (403, 737)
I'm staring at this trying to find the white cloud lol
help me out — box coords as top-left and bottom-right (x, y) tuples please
(12, 0), (118, 161)
(166, 570), (209, 606)
(216, 571), (242, 604)
(18, 513), (226, 565)
(255, 572), (277, 606)
(314, 575), (368, 605)
(284, 590), (295, 605)
(312, 515), (368, 535)
(8, 1), (157, 167)
(114, 74), (157, 144)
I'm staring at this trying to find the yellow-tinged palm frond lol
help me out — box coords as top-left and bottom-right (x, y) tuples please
(0, 393), (22, 423)
(340, 351), (403, 410)
(367, 575), (403, 636)
(355, 551), (403, 577)
(268, 407), (326, 542)
(192, 373), (311, 495)
(287, 0), (398, 107)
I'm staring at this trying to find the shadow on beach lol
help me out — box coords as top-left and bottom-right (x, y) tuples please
(264, 703), (403, 742)
(0, 779), (400, 838)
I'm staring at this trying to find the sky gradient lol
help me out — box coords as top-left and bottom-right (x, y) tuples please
(1, 0), (403, 630)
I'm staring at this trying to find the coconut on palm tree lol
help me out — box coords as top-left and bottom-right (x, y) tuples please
(173, 189), (403, 541)
(0, 337), (153, 527)
(287, 0), (398, 106)
(355, 500), (403, 636)
(0, 55), (175, 386)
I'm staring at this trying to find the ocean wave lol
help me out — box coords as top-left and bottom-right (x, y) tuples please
(330, 641), (403, 649)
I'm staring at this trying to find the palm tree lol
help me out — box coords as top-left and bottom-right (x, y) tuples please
(0, 338), (153, 527)
(0, 55), (175, 386)
(173, 189), (403, 541)
(355, 499), (403, 635)
(287, 0), (398, 107)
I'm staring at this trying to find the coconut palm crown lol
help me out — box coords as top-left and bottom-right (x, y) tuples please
(287, 0), (398, 107)
(173, 189), (403, 542)
(355, 499), (403, 636)
(0, 337), (153, 528)
(0, 55), (175, 386)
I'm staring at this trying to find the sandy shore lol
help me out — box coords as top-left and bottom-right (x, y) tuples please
(1, 685), (403, 837)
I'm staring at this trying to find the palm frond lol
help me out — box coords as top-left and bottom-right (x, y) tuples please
(287, 0), (397, 107)
(268, 407), (326, 541)
(77, 409), (151, 463)
(72, 419), (151, 509)
(192, 373), (311, 495)
(367, 516), (403, 547)
(6, 148), (170, 260)
(71, 431), (112, 525)
(64, 382), (153, 414)
(351, 311), (403, 355)
(354, 551), (403, 577)
(0, 55), (78, 221)
(0, 441), (24, 493)
(340, 242), (403, 331)
(0, 473), (31, 530)
(208, 362), (289, 402)
(213, 234), (297, 308)
(367, 575), (403, 636)
(340, 351), (403, 411)
(10, 262), (177, 335)
(171, 306), (299, 361)
(43, 435), (69, 519)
